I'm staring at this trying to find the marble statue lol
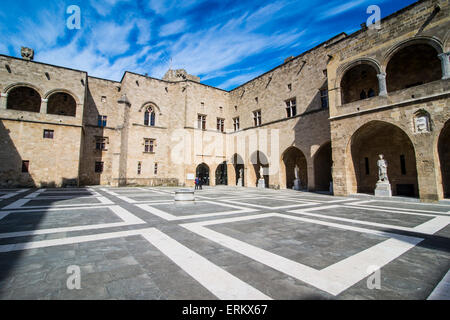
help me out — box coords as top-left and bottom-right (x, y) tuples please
(377, 154), (388, 182)
(259, 166), (264, 178)
(239, 168), (243, 179)
(294, 165), (299, 180)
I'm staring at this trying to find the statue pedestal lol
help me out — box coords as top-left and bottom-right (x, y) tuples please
(257, 179), (265, 189)
(293, 179), (301, 191)
(237, 178), (243, 187)
(375, 181), (392, 197)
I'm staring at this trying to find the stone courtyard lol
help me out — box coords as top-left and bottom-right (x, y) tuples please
(0, 186), (449, 300)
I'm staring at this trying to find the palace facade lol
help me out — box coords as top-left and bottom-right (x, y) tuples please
(0, 0), (449, 201)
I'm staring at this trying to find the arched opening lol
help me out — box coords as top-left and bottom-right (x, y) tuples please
(350, 121), (418, 197)
(231, 154), (244, 186)
(47, 92), (77, 116)
(196, 163), (210, 186)
(314, 142), (332, 191)
(386, 43), (442, 93)
(341, 64), (379, 104)
(282, 147), (307, 190)
(438, 120), (450, 198)
(144, 106), (156, 126)
(6, 86), (41, 113)
(215, 162), (228, 186)
(251, 151), (269, 187)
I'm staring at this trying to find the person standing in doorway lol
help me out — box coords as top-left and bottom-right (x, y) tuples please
(198, 177), (203, 190)
(195, 177), (199, 190)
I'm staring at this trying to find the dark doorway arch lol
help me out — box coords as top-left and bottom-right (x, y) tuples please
(250, 151), (269, 187)
(314, 142), (332, 191)
(438, 120), (450, 198)
(282, 147), (307, 189)
(386, 43), (441, 93)
(7, 86), (41, 112)
(350, 121), (418, 197)
(196, 163), (210, 186)
(341, 64), (379, 104)
(215, 162), (228, 185)
(231, 154), (244, 186)
(47, 92), (77, 116)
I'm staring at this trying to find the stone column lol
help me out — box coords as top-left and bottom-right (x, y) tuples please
(0, 93), (7, 109)
(377, 73), (388, 96)
(40, 98), (48, 114)
(438, 52), (450, 80)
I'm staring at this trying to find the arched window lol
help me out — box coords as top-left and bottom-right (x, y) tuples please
(386, 43), (441, 93)
(340, 64), (379, 104)
(144, 106), (156, 126)
(6, 86), (41, 112)
(47, 92), (77, 116)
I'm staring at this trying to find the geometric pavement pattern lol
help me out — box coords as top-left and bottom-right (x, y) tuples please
(0, 186), (449, 300)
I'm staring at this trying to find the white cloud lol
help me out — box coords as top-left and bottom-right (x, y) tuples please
(90, 21), (135, 56)
(159, 19), (187, 37)
(318, 0), (366, 20)
(218, 71), (263, 89)
(89, 0), (132, 16)
(148, 0), (204, 15)
(0, 43), (8, 55)
(135, 19), (152, 44)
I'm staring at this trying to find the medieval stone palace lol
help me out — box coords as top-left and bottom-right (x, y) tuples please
(0, 0), (449, 201)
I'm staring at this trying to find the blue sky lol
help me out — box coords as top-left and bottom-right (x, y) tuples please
(0, 0), (417, 90)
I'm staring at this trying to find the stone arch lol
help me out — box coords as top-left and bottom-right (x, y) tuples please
(281, 146), (308, 190)
(215, 161), (228, 186)
(347, 120), (418, 197)
(230, 153), (245, 186)
(438, 120), (450, 198)
(6, 85), (42, 113)
(250, 150), (269, 187)
(314, 141), (332, 191)
(339, 59), (381, 104)
(46, 91), (77, 116)
(196, 163), (210, 186)
(384, 38), (443, 92)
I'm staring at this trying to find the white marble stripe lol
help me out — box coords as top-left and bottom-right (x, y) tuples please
(141, 229), (271, 300)
(348, 202), (450, 215)
(221, 198), (315, 210)
(110, 205), (146, 224)
(3, 198), (31, 209)
(0, 228), (157, 252)
(427, 269), (450, 300)
(182, 213), (424, 296)
(288, 210), (450, 235)
(321, 237), (422, 295)
(0, 189), (30, 200)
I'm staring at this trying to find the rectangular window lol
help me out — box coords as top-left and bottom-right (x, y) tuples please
(98, 115), (107, 127)
(365, 157), (370, 175)
(217, 118), (225, 132)
(95, 161), (104, 173)
(95, 136), (108, 150)
(197, 115), (206, 130)
(321, 89), (329, 109)
(154, 163), (158, 175)
(400, 155), (406, 175)
(285, 98), (297, 118)
(22, 160), (29, 173)
(233, 117), (240, 132)
(253, 110), (262, 127)
(43, 129), (54, 139)
(137, 162), (142, 175)
(144, 139), (155, 153)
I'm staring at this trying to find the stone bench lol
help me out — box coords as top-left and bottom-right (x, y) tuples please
(174, 189), (195, 201)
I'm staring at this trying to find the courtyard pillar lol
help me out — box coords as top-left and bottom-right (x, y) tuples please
(0, 93), (7, 109)
(377, 73), (388, 96)
(415, 135), (442, 202)
(438, 52), (450, 80)
(40, 98), (48, 114)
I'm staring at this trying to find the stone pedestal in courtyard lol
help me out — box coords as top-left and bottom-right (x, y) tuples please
(257, 179), (265, 189)
(375, 181), (392, 197)
(293, 179), (301, 191)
